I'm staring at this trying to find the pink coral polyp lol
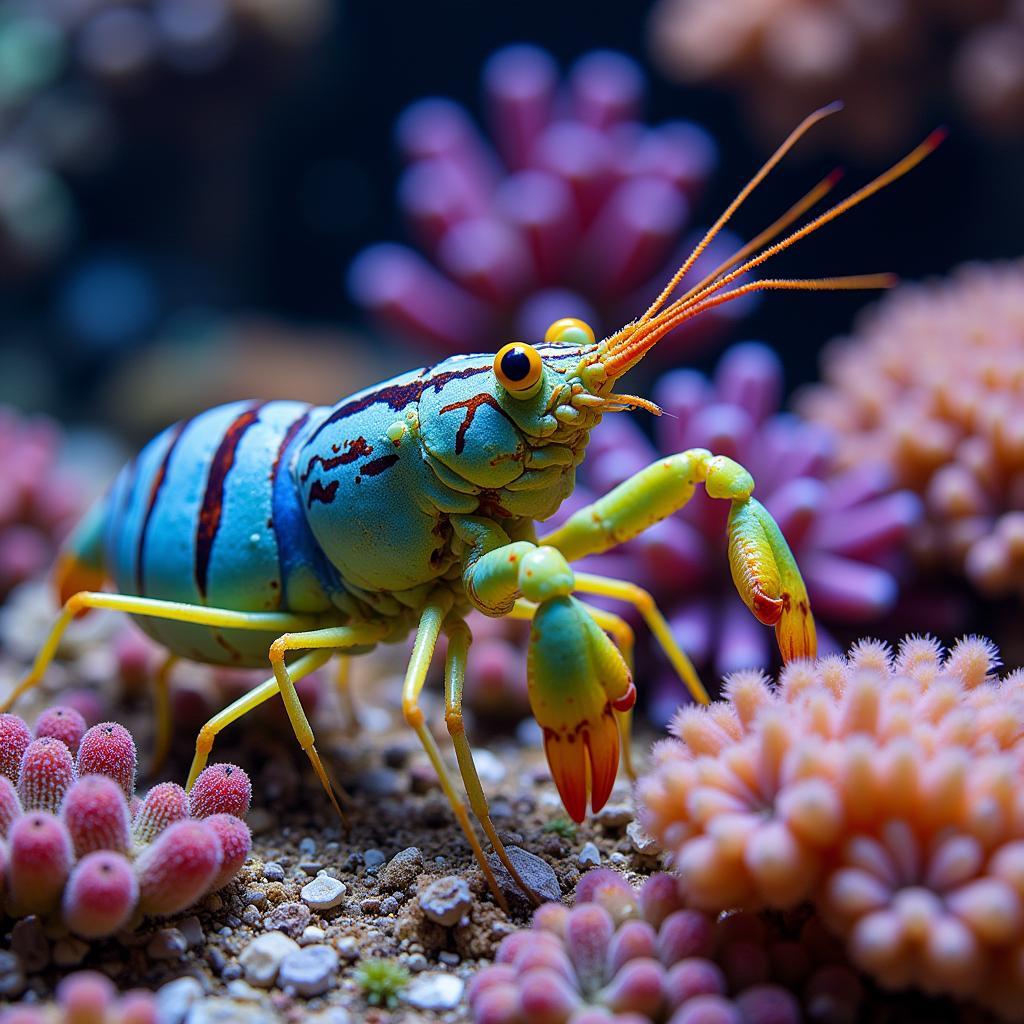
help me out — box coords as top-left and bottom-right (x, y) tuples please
(637, 634), (1024, 1015)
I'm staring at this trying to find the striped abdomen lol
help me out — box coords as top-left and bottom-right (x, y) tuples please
(102, 400), (341, 665)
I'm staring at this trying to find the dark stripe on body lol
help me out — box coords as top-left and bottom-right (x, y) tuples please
(135, 422), (187, 594)
(194, 402), (265, 599)
(308, 365), (490, 444)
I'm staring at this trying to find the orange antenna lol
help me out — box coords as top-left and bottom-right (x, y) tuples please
(601, 125), (945, 379)
(676, 168), (844, 308)
(629, 275), (899, 354)
(630, 101), (844, 334)
(663, 128), (946, 322)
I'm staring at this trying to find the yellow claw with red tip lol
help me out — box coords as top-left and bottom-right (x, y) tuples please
(727, 497), (817, 661)
(526, 594), (634, 823)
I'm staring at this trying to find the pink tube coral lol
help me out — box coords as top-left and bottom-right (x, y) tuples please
(637, 634), (1024, 1015)
(800, 261), (1024, 603)
(0, 706), (251, 937)
(350, 44), (746, 359)
(469, 870), (860, 1024)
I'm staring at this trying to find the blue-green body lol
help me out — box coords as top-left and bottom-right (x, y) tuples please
(87, 345), (589, 666)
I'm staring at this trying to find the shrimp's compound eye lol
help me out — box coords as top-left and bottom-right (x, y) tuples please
(544, 317), (595, 346)
(494, 342), (543, 397)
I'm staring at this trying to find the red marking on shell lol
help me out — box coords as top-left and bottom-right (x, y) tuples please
(300, 435), (373, 482)
(439, 393), (519, 455)
(307, 479), (340, 507)
(361, 453), (400, 477)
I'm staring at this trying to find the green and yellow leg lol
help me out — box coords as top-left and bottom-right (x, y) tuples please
(401, 594), (511, 912)
(540, 447), (816, 664)
(150, 653), (178, 776)
(185, 649), (332, 789)
(263, 623), (390, 820)
(1, 590), (320, 713)
(574, 574), (708, 706)
(442, 617), (541, 904)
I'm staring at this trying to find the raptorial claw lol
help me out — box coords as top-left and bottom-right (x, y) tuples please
(527, 595), (634, 822)
(727, 497), (817, 661)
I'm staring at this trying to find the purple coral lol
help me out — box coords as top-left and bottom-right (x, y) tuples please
(7, 812), (73, 915)
(0, 409), (85, 595)
(0, 971), (158, 1024)
(350, 44), (743, 358)
(34, 705), (88, 756)
(0, 705), (250, 936)
(636, 634), (1024, 1016)
(133, 782), (190, 845)
(188, 763), (252, 820)
(136, 819), (222, 917)
(18, 736), (76, 814)
(557, 342), (919, 700)
(204, 813), (253, 892)
(62, 851), (138, 938)
(469, 871), (853, 1024)
(0, 713), (33, 783)
(77, 722), (137, 799)
(61, 774), (131, 857)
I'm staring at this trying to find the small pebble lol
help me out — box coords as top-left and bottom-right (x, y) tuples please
(301, 873), (347, 911)
(187, 998), (276, 1024)
(299, 860), (324, 875)
(407, 952), (428, 972)
(594, 804), (634, 828)
(242, 906), (262, 928)
(147, 928), (187, 960)
(244, 889), (268, 909)
(301, 926), (326, 946)
(279, 944), (339, 997)
(354, 768), (404, 797)
(299, 836), (317, 857)
(404, 972), (464, 1010)
(438, 951), (460, 966)
(263, 862), (285, 883)
(179, 916), (204, 948)
(264, 901), (312, 937)
(11, 917), (49, 973)
(487, 846), (560, 905)
(379, 896), (400, 915)
(627, 820), (660, 856)
(239, 931), (300, 987)
(156, 976), (204, 1024)
(378, 847), (424, 892)
(418, 876), (473, 927)
(222, 964), (243, 982)
(52, 937), (89, 967)
(336, 936), (359, 961)
(579, 841), (601, 867)
(306, 1010), (353, 1024)
(363, 849), (386, 872)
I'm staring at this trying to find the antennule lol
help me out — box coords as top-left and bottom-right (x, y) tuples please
(627, 101), (844, 334)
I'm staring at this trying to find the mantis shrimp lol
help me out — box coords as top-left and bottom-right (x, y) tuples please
(2, 105), (941, 908)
